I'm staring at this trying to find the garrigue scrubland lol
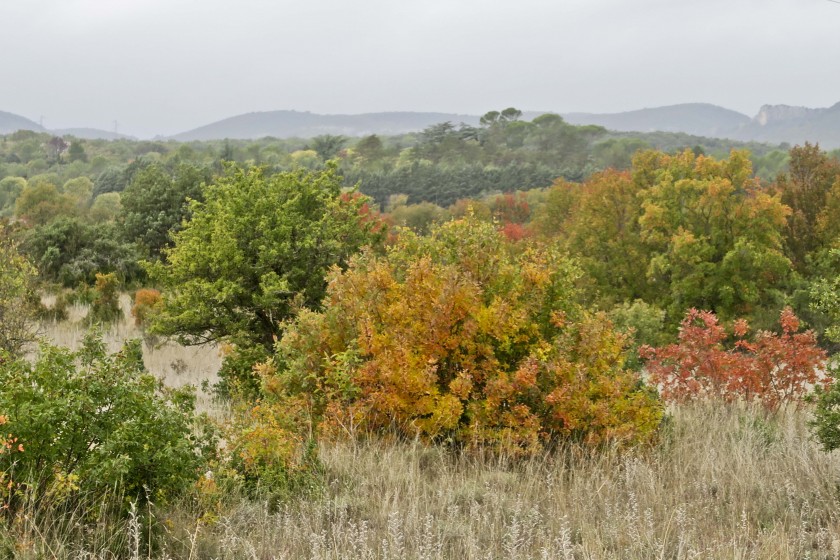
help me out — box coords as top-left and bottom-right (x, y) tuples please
(5, 387), (840, 559)
(5, 131), (840, 559)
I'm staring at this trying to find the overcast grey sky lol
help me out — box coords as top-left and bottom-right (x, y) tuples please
(1, 0), (838, 138)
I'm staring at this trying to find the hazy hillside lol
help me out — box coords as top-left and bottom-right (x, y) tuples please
(563, 102), (840, 150)
(51, 128), (135, 141)
(0, 110), (45, 134)
(7, 103), (840, 148)
(731, 103), (840, 149)
(562, 103), (752, 138)
(171, 110), (493, 141)
(0, 111), (132, 140)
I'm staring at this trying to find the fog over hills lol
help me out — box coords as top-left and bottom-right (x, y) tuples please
(169, 111), (489, 141)
(50, 128), (134, 141)
(563, 102), (840, 149)
(729, 103), (840, 148)
(563, 104), (751, 138)
(166, 104), (840, 149)
(5, 103), (840, 148)
(170, 106), (753, 142)
(0, 111), (45, 135)
(0, 112), (133, 140)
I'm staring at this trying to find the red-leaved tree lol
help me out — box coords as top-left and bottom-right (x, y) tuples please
(640, 307), (827, 410)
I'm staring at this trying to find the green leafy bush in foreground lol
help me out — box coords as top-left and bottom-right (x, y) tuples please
(0, 333), (215, 512)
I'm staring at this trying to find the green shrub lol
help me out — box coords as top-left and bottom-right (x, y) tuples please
(0, 225), (39, 356)
(86, 272), (122, 324)
(33, 290), (70, 322)
(608, 299), (669, 370)
(0, 415), (22, 509)
(66, 283), (96, 306)
(810, 361), (840, 452)
(222, 396), (323, 500)
(0, 333), (215, 511)
(215, 343), (270, 400)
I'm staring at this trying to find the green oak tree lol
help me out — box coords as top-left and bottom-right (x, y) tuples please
(89, 192), (122, 223)
(15, 181), (77, 225)
(0, 177), (26, 217)
(0, 225), (38, 356)
(148, 163), (385, 391)
(773, 143), (840, 271)
(120, 163), (210, 257)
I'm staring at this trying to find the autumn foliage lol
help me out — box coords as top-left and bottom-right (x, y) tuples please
(86, 271), (122, 324)
(131, 288), (162, 327)
(641, 307), (827, 410)
(269, 217), (663, 455)
(223, 393), (320, 493)
(490, 193), (533, 241)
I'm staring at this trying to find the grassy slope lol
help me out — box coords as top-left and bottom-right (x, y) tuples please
(14, 304), (840, 559)
(5, 404), (840, 559)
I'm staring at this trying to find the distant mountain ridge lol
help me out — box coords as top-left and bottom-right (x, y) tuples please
(0, 111), (44, 134)
(51, 128), (134, 141)
(174, 104), (840, 148)
(730, 103), (840, 148)
(0, 111), (132, 140)
(170, 110), (491, 141)
(5, 103), (840, 148)
(563, 103), (752, 138)
(563, 102), (840, 149)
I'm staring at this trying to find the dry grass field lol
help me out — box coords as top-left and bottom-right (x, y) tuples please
(38, 294), (222, 412)
(18, 302), (840, 559)
(8, 405), (840, 559)
(154, 405), (838, 560)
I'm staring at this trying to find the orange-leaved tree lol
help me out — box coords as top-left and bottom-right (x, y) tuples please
(268, 216), (663, 454)
(532, 169), (650, 305)
(641, 307), (826, 410)
(131, 288), (162, 328)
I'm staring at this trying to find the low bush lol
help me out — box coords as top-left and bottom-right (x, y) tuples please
(0, 333), (215, 513)
(34, 290), (70, 322)
(222, 396), (323, 499)
(0, 225), (39, 356)
(0, 414), (22, 509)
(86, 272), (122, 324)
(641, 307), (827, 410)
(131, 288), (162, 328)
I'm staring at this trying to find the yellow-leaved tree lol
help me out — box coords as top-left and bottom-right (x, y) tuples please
(253, 216), (662, 458)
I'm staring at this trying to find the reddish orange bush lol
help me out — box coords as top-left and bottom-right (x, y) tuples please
(490, 192), (530, 224)
(131, 288), (162, 327)
(640, 307), (827, 410)
(500, 222), (531, 242)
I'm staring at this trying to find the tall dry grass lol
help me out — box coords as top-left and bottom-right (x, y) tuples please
(18, 306), (840, 558)
(8, 404), (837, 559)
(37, 294), (222, 412)
(167, 404), (840, 560)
